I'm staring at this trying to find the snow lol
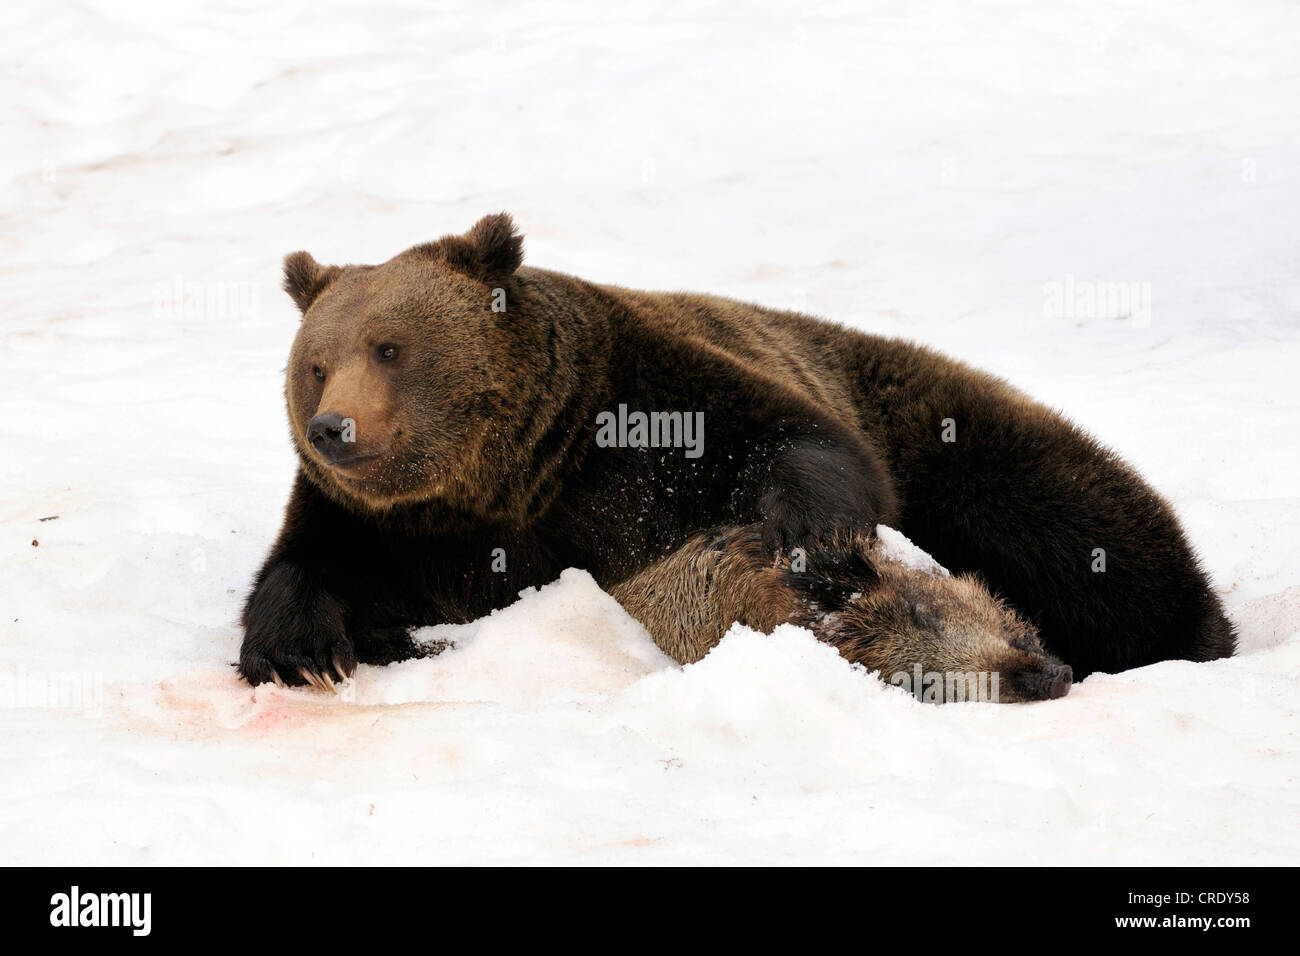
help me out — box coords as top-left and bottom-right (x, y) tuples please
(874, 525), (950, 577)
(2, 0), (1299, 864)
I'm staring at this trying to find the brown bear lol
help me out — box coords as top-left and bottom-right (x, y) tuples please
(238, 213), (1235, 698)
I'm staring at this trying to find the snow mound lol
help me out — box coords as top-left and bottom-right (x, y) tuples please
(360, 569), (675, 708)
(874, 524), (950, 577)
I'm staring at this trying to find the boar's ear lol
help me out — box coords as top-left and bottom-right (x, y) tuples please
(282, 251), (341, 314)
(419, 212), (524, 283)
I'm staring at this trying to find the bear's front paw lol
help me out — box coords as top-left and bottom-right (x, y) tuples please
(760, 495), (864, 557)
(238, 563), (357, 691)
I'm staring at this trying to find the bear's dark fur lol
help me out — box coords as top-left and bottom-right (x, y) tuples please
(238, 213), (1235, 693)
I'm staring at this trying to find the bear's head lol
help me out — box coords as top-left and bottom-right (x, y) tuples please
(281, 213), (587, 521)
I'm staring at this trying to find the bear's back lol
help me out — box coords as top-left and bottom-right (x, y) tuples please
(590, 279), (868, 426)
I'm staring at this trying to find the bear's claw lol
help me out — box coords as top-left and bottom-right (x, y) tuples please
(298, 667), (336, 694)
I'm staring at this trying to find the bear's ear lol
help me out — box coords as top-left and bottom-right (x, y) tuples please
(282, 251), (341, 314)
(418, 212), (524, 282)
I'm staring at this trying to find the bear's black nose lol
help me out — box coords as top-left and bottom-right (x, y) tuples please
(307, 412), (349, 462)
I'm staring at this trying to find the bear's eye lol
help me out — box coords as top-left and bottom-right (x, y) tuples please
(312, 366), (325, 382)
(376, 343), (399, 363)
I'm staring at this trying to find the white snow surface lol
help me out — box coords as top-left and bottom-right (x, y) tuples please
(2, 0), (1299, 865)
(874, 525), (950, 577)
